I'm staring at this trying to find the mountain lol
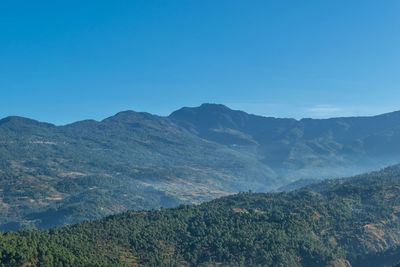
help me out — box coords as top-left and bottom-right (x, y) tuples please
(170, 104), (400, 179)
(0, 111), (275, 230)
(2, 164), (400, 267)
(1, 104), (400, 230)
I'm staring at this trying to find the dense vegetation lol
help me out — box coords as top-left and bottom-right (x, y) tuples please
(1, 103), (400, 230)
(2, 165), (400, 266)
(0, 108), (273, 230)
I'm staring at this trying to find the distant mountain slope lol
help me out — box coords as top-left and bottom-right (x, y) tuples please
(0, 110), (275, 230)
(2, 165), (400, 267)
(170, 104), (400, 178)
(1, 104), (400, 230)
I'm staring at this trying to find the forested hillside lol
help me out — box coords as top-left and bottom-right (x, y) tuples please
(1, 165), (400, 267)
(1, 104), (400, 230)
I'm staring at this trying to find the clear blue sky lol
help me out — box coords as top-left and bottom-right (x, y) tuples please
(1, 1), (399, 124)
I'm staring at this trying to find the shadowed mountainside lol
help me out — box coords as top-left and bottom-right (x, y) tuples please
(171, 104), (400, 178)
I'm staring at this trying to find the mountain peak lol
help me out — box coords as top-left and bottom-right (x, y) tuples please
(169, 103), (259, 144)
(102, 110), (156, 123)
(0, 116), (53, 127)
(198, 103), (232, 112)
(169, 103), (236, 118)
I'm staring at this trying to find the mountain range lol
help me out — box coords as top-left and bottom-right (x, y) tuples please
(1, 103), (400, 230)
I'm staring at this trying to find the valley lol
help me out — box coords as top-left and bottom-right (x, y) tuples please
(1, 165), (400, 266)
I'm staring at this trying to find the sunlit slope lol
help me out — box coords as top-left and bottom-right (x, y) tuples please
(2, 165), (400, 266)
(1, 104), (400, 230)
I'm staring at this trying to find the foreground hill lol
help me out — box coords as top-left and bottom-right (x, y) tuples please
(1, 165), (400, 267)
(1, 104), (400, 230)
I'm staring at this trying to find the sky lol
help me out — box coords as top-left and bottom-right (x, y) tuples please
(1, 0), (399, 125)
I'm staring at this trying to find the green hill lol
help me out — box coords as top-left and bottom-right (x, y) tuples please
(1, 165), (400, 266)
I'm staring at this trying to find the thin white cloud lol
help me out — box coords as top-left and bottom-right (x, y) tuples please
(306, 105), (345, 118)
(305, 104), (400, 119)
(219, 102), (399, 119)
